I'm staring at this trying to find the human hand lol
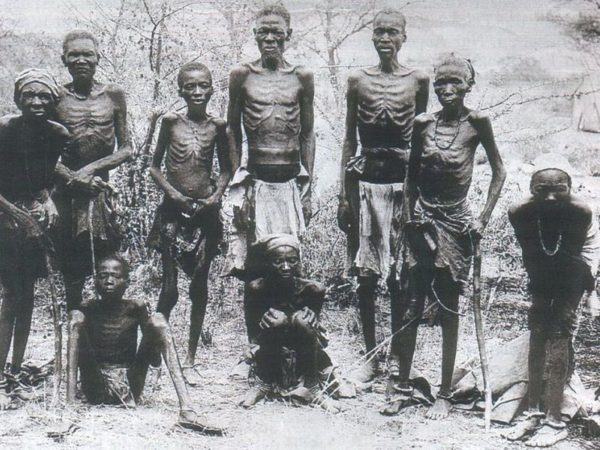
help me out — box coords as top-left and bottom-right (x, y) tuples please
(469, 218), (486, 241)
(193, 195), (218, 217)
(13, 206), (44, 240)
(298, 306), (317, 327)
(171, 193), (197, 216)
(259, 308), (288, 330)
(42, 198), (59, 228)
(302, 199), (312, 226)
(337, 198), (352, 233)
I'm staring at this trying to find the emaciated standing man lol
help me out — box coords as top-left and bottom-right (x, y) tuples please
(338, 8), (429, 382)
(54, 30), (132, 311)
(224, 4), (316, 345)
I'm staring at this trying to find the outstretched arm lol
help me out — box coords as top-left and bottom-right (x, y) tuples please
(472, 113), (507, 232)
(226, 67), (246, 174)
(76, 86), (133, 178)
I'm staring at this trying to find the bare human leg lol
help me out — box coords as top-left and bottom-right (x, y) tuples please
(156, 250), (179, 321)
(352, 276), (379, 383)
(130, 313), (223, 435)
(11, 273), (36, 371)
(0, 275), (19, 409)
(182, 266), (210, 386)
(426, 271), (460, 420)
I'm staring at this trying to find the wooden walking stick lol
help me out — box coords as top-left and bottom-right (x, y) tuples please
(45, 252), (62, 406)
(472, 237), (492, 430)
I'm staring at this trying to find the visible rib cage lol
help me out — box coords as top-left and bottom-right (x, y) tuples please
(165, 114), (215, 171)
(357, 70), (419, 147)
(56, 86), (116, 171)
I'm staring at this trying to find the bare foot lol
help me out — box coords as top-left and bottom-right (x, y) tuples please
(426, 397), (451, 420)
(525, 423), (567, 447)
(380, 398), (408, 416)
(241, 385), (268, 408)
(182, 366), (203, 387)
(0, 390), (11, 410)
(350, 360), (379, 384)
(313, 395), (342, 414)
(178, 409), (224, 436)
(501, 417), (540, 441)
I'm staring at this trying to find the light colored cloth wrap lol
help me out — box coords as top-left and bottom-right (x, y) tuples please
(223, 166), (308, 276)
(582, 213), (600, 278)
(353, 181), (403, 280)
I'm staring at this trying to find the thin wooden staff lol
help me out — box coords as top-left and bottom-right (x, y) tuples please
(45, 251), (62, 406)
(472, 237), (492, 430)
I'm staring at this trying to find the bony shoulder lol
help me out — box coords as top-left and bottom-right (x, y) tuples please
(230, 63), (251, 79)
(47, 120), (70, 138)
(569, 196), (593, 217)
(508, 198), (535, 219)
(210, 117), (227, 128)
(296, 65), (314, 80)
(297, 278), (326, 296)
(414, 69), (430, 83)
(467, 110), (490, 123)
(105, 82), (126, 96)
(414, 113), (435, 126)
(162, 111), (179, 124)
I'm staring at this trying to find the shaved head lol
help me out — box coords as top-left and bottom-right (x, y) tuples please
(435, 54), (475, 86)
(373, 8), (406, 32)
(531, 168), (571, 189)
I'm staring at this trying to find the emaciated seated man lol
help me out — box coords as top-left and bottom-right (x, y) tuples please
(66, 254), (223, 435)
(393, 55), (506, 419)
(241, 234), (340, 412)
(502, 168), (600, 447)
(337, 8), (429, 383)
(0, 69), (70, 409)
(148, 62), (231, 386)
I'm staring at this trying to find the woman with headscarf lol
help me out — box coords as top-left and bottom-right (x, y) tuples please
(241, 233), (343, 411)
(0, 68), (70, 408)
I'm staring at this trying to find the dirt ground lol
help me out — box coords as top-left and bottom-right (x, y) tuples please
(2, 0), (600, 448)
(1, 264), (599, 449)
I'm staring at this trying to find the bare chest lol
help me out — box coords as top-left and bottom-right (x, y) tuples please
(167, 119), (217, 164)
(243, 72), (301, 110)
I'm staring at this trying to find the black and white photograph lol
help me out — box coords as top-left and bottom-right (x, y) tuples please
(0, 0), (599, 448)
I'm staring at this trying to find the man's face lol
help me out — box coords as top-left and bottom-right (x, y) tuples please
(62, 38), (99, 80)
(372, 15), (406, 62)
(254, 14), (290, 61)
(18, 82), (55, 121)
(268, 245), (300, 280)
(434, 65), (471, 108)
(179, 70), (213, 107)
(531, 170), (571, 205)
(95, 259), (128, 300)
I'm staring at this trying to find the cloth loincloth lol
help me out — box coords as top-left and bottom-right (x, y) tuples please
(405, 196), (473, 286)
(351, 181), (403, 280)
(53, 189), (125, 278)
(82, 366), (132, 405)
(0, 198), (50, 280)
(147, 199), (222, 276)
(222, 166), (308, 279)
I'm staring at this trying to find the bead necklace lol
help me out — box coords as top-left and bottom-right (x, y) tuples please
(434, 107), (463, 150)
(537, 218), (562, 256)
